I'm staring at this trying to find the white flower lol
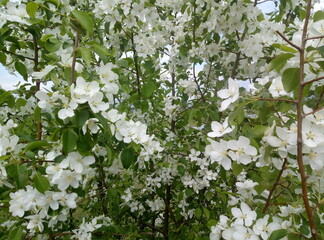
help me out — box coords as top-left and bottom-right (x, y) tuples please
(302, 120), (324, 148)
(72, 77), (100, 104)
(217, 78), (239, 111)
(25, 214), (44, 232)
(54, 170), (82, 190)
(52, 191), (78, 209)
(227, 136), (257, 165)
(208, 117), (234, 138)
(82, 118), (99, 134)
(232, 225), (259, 240)
(303, 144), (324, 170)
(60, 152), (95, 174)
(253, 215), (280, 239)
(269, 77), (288, 97)
(99, 63), (118, 83)
(58, 97), (78, 120)
(205, 139), (232, 170)
(265, 126), (296, 158)
(231, 202), (257, 227)
(88, 92), (109, 113)
(32, 65), (55, 79)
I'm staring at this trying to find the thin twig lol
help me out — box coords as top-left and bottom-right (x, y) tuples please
(131, 33), (141, 96)
(315, 87), (324, 109)
(2, 49), (35, 61)
(275, 31), (302, 51)
(303, 107), (324, 117)
(305, 35), (324, 41)
(302, 76), (324, 85)
(257, 97), (297, 103)
(32, 35), (42, 141)
(70, 32), (80, 84)
(262, 158), (287, 213)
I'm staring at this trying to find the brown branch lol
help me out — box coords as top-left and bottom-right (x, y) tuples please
(2, 49), (35, 61)
(32, 35), (42, 141)
(70, 32), (80, 84)
(257, 97), (297, 103)
(305, 35), (324, 41)
(262, 158), (287, 213)
(275, 31), (302, 51)
(303, 106), (324, 117)
(297, 0), (318, 238)
(302, 76), (324, 85)
(231, 30), (248, 78)
(131, 33), (141, 96)
(163, 185), (171, 240)
(315, 87), (324, 109)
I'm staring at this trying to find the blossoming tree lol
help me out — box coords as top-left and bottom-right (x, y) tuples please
(0, 0), (324, 239)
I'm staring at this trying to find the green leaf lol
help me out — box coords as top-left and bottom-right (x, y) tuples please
(15, 98), (27, 110)
(71, 10), (94, 35)
(142, 80), (156, 98)
(121, 147), (136, 169)
(15, 62), (28, 80)
(75, 109), (89, 127)
(195, 208), (202, 218)
(268, 53), (295, 72)
(0, 91), (13, 106)
(203, 207), (210, 219)
(45, 0), (60, 7)
(269, 229), (288, 240)
(7, 165), (28, 188)
(228, 104), (244, 125)
(78, 47), (91, 66)
(272, 43), (298, 53)
(282, 67), (300, 93)
(8, 226), (23, 240)
(26, 2), (39, 18)
(207, 219), (217, 230)
(0, 51), (7, 65)
(62, 129), (78, 154)
(24, 141), (51, 153)
(232, 162), (244, 175)
(317, 45), (324, 58)
(45, 38), (61, 52)
(33, 173), (50, 194)
(314, 10), (324, 22)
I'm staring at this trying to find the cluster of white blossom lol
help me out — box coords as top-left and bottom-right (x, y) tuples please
(9, 186), (77, 232)
(205, 136), (258, 170)
(46, 152), (96, 191)
(181, 149), (218, 193)
(210, 202), (286, 240)
(0, 120), (18, 156)
(72, 218), (103, 240)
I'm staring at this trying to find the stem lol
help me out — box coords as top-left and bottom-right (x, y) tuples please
(2, 49), (35, 61)
(231, 30), (247, 79)
(257, 97), (297, 103)
(131, 33), (141, 97)
(303, 106), (324, 117)
(70, 32), (80, 84)
(296, 0), (318, 238)
(33, 35), (42, 141)
(275, 31), (302, 51)
(305, 35), (324, 41)
(262, 157), (288, 213)
(163, 185), (170, 240)
(315, 87), (324, 109)
(302, 76), (324, 85)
